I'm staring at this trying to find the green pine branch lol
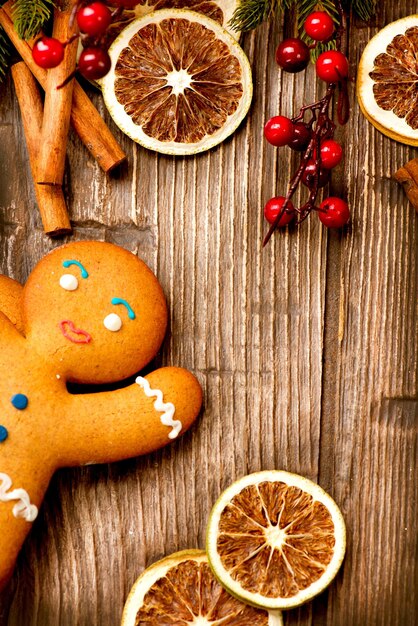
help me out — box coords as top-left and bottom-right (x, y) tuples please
(230, 0), (295, 33)
(297, 0), (339, 29)
(0, 0), (54, 82)
(230, 0), (378, 33)
(297, 0), (339, 61)
(12, 0), (55, 40)
(350, 0), (377, 21)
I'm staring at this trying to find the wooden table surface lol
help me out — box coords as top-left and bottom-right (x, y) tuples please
(0, 2), (417, 625)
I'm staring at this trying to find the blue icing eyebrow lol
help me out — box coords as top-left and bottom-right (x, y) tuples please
(62, 260), (89, 279)
(111, 297), (136, 320)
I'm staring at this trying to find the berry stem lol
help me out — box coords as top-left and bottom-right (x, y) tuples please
(337, 79), (349, 125)
(334, 0), (345, 49)
(63, 32), (79, 47)
(263, 85), (335, 246)
(334, 0), (350, 125)
(57, 68), (77, 89)
(263, 0), (351, 244)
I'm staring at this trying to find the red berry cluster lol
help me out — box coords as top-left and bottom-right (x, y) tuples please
(32, 1), (139, 80)
(264, 6), (350, 242)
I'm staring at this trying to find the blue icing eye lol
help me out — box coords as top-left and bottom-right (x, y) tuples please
(62, 260), (89, 279)
(0, 426), (8, 442)
(111, 297), (136, 320)
(11, 394), (28, 410)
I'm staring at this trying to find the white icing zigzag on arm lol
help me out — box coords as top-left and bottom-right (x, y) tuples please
(0, 473), (38, 522)
(135, 376), (182, 440)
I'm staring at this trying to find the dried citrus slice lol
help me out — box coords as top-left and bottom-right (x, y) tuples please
(104, 0), (240, 47)
(206, 471), (346, 610)
(101, 9), (252, 155)
(357, 15), (418, 146)
(121, 549), (284, 626)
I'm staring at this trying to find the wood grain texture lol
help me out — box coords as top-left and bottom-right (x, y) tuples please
(0, 3), (417, 625)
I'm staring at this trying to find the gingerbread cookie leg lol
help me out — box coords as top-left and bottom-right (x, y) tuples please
(59, 367), (203, 466)
(0, 461), (55, 591)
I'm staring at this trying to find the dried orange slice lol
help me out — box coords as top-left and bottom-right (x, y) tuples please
(357, 15), (418, 146)
(104, 0), (240, 47)
(206, 471), (346, 610)
(121, 550), (284, 625)
(101, 9), (252, 155)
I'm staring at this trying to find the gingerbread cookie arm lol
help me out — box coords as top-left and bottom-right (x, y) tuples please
(0, 276), (24, 334)
(58, 367), (203, 466)
(0, 312), (25, 346)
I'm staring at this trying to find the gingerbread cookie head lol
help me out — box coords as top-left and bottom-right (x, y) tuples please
(22, 241), (168, 384)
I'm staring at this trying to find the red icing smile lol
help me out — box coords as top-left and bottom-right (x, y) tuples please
(59, 320), (92, 344)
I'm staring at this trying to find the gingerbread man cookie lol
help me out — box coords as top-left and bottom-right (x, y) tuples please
(0, 241), (202, 589)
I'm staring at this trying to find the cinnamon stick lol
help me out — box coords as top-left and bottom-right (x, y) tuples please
(394, 158), (418, 214)
(38, 5), (78, 185)
(0, 2), (126, 173)
(11, 62), (72, 235)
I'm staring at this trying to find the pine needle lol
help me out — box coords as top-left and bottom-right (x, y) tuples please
(12, 0), (55, 40)
(0, 25), (10, 83)
(229, 0), (273, 33)
(350, 0), (378, 21)
(230, 0), (296, 33)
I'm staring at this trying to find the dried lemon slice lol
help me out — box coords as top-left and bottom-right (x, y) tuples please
(121, 549), (284, 625)
(357, 15), (418, 146)
(101, 9), (252, 155)
(104, 0), (241, 46)
(206, 471), (346, 610)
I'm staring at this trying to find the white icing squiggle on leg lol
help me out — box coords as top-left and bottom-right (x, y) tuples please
(135, 376), (182, 440)
(0, 473), (38, 522)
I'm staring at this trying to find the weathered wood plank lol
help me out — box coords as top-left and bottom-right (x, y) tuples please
(0, 2), (417, 625)
(318, 5), (418, 626)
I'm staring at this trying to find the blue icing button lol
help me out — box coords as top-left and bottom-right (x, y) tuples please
(0, 426), (8, 442)
(11, 394), (28, 410)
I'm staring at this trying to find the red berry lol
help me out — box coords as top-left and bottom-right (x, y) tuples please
(320, 139), (343, 169)
(264, 116), (294, 147)
(316, 50), (349, 82)
(318, 197), (350, 228)
(288, 122), (311, 152)
(32, 37), (64, 69)
(77, 2), (112, 37)
(275, 38), (310, 73)
(304, 11), (335, 41)
(302, 160), (330, 189)
(264, 197), (295, 227)
(78, 47), (111, 80)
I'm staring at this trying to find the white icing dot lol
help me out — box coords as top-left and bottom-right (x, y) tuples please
(104, 313), (122, 332)
(59, 274), (78, 291)
(56, 374), (61, 379)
